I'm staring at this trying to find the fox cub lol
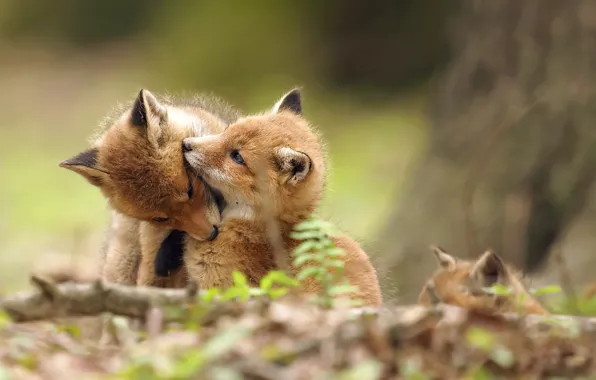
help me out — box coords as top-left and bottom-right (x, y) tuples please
(418, 246), (548, 315)
(179, 88), (383, 306)
(60, 89), (238, 286)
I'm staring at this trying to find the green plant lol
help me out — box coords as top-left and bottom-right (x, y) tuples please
(116, 325), (253, 379)
(482, 283), (561, 314)
(338, 359), (383, 380)
(156, 270), (301, 333)
(189, 270), (300, 306)
(465, 326), (514, 369)
(481, 283), (512, 297)
(398, 357), (430, 380)
(290, 216), (362, 308)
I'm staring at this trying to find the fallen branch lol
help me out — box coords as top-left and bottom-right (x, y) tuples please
(3, 275), (596, 339)
(0, 275), (197, 322)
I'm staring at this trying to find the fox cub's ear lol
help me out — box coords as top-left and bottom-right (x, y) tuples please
(470, 250), (506, 286)
(430, 245), (456, 270)
(272, 88), (302, 115)
(59, 148), (109, 187)
(131, 89), (167, 147)
(276, 147), (311, 185)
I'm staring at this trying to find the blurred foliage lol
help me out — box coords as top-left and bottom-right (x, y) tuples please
(0, 0), (435, 291)
(0, 0), (159, 46)
(0, 0), (456, 97)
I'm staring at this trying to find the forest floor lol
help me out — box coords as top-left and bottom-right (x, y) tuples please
(0, 280), (595, 379)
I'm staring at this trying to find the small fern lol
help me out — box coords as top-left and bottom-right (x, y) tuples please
(290, 216), (362, 308)
(193, 270), (299, 305)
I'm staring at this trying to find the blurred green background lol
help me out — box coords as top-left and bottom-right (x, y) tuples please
(0, 0), (445, 291)
(2, 1), (594, 305)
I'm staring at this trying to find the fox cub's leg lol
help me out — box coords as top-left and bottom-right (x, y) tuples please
(99, 212), (142, 346)
(101, 212), (141, 285)
(138, 222), (172, 287)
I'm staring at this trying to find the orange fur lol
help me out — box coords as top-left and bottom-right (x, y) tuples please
(60, 90), (239, 240)
(182, 89), (382, 306)
(137, 221), (188, 288)
(101, 212), (141, 285)
(418, 246), (548, 315)
(60, 90), (241, 288)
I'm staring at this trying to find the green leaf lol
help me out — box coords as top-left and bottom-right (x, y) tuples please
(338, 359), (383, 380)
(268, 288), (290, 299)
(530, 285), (562, 296)
(0, 364), (12, 380)
(293, 252), (323, 267)
(467, 367), (494, 380)
(328, 284), (360, 296)
(17, 353), (38, 371)
(292, 240), (324, 256)
(482, 284), (512, 296)
(202, 326), (252, 360)
(399, 358), (428, 380)
(56, 324), (81, 339)
(324, 259), (346, 269)
(264, 271), (299, 287)
(490, 345), (514, 368)
(0, 311), (12, 330)
(248, 288), (266, 297)
(465, 326), (495, 350)
(232, 271), (248, 287)
(290, 230), (324, 241)
(296, 267), (324, 281)
(260, 274), (273, 290)
(220, 287), (246, 301)
(292, 218), (324, 231)
(324, 247), (347, 257)
(201, 288), (221, 303)
(210, 366), (243, 380)
(112, 316), (130, 331)
(171, 350), (206, 378)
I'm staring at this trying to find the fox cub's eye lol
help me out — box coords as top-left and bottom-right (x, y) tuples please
(230, 150), (245, 165)
(152, 217), (169, 223)
(187, 179), (194, 199)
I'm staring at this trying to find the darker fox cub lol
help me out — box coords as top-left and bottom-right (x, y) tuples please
(180, 89), (383, 306)
(60, 89), (238, 286)
(418, 246), (548, 315)
(60, 89), (236, 241)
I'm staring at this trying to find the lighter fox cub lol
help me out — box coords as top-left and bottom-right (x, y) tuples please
(60, 89), (239, 287)
(418, 246), (548, 315)
(181, 89), (383, 306)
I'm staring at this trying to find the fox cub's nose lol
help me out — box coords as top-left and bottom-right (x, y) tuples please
(182, 139), (194, 153)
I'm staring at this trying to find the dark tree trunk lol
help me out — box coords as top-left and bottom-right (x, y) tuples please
(376, 0), (596, 302)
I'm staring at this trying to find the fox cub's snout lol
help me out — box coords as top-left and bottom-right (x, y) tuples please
(183, 89), (326, 223)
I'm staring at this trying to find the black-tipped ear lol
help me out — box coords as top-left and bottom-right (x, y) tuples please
(154, 229), (186, 277)
(130, 89), (166, 127)
(470, 250), (506, 286)
(131, 89), (148, 127)
(276, 147), (311, 185)
(272, 88), (302, 115)
(430, 245), (457, 270)
(59, 148), (109, 187)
